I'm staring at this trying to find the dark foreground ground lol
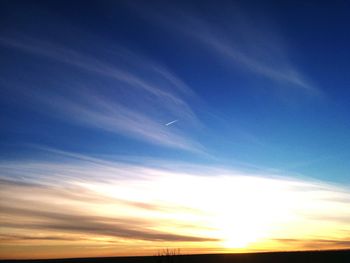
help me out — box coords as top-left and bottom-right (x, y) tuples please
(2, 250), (350, 263)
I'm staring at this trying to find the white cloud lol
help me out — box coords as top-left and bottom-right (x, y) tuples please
(129, 2), (321, 95)
(0, 36), (203, 152)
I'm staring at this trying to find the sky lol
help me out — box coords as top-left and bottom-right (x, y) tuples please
(1, 0), (350, 259)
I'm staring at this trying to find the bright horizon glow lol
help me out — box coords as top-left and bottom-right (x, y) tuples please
(1, 155), (350, 259)
(1, 0), (350, 259)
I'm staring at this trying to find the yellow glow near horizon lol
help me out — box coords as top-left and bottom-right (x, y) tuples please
(77, 170), (350, 251)
(1, 161), (350, 259)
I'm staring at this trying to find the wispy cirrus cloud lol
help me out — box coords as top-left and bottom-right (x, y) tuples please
(129, 1), (320, 95)
(1, 150), (350, 258)
(272, 238), (350, 251)
(0, 35), (203, 152)
(1, 205), (212, 242)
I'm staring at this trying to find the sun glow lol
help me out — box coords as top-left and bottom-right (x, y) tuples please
(77, 168), (348, 250)
(2, 161), (350, 259)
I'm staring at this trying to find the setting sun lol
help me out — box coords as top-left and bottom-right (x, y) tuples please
(1, 0), (350, 260)
(2, 161), (349, 259)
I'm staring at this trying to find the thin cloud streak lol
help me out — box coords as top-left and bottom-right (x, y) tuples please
(273, 238), (350, 251)
(0, 36), (204, 153)
(1, 206), (212, 242)
(130, 2), (321, 95)
(165, 120), (178, 126)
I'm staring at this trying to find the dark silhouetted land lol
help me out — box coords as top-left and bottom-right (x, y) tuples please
(2, 250), (350, 263)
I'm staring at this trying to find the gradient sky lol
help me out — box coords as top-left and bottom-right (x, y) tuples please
(1, 0), (350, 259)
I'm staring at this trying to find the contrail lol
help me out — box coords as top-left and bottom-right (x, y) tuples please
(165, 120), (178, 126)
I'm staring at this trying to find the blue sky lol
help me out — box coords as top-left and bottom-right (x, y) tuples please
(1, 0), (350, 182)
(1, 1), (350, 258)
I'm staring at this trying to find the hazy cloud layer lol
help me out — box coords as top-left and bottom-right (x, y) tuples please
(1, 150), (350, 258)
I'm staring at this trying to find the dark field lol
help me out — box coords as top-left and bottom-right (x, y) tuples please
(2, 250), (350, 263)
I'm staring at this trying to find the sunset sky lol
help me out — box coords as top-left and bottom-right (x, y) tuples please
(1, 0), (350, 259)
